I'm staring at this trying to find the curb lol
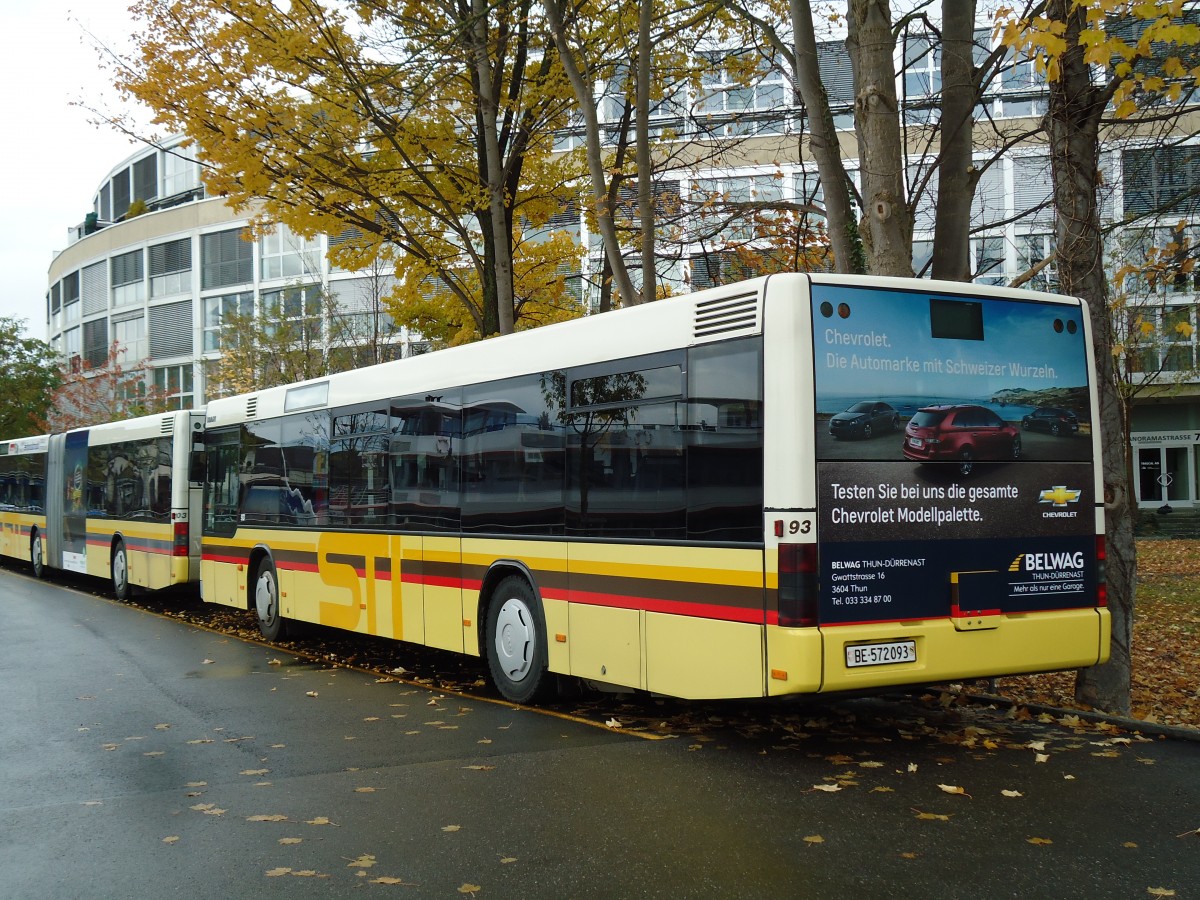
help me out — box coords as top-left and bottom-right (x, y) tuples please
(959, 690), (1200, 742)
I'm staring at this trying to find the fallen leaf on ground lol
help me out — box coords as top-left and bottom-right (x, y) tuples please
(500, 857), (517, 864)
(1001, 790), (1024, 798)
(458, 885), (481, 895)
(442, 825), (462, 833)
(371, 877), (414, 885)
(355, 787), (377, 793)
(803, 835), (824, 845)
(266, 868), (292, 877)
(1027, 837), (1053, 846)
(240, 769), (270, 776)
(346, 854), (376, 869)
(463, 765), (495, 771)
(279, 838), (302, 845)
(306, 816), (337, 826)
(305, 691), (318, 698)
(937, 784), (970, 797)
(912, 809), (951, 821)
(247, 814), (289, 822)
(811, 784), (842, 793)
(1147, 889), (1176, 898)
(162, 836), (180, 844)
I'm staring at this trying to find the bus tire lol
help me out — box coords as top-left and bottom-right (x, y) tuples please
(485, 575), (549, 704)
(112, 540), (131, 601)
(30, 530), (45, 579)
(254, 556), (287, 641)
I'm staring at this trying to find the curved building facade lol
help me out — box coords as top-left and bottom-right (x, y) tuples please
(46, 136), (410, 409)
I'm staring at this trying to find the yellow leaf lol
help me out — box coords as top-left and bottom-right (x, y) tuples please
(371, 877), (413, 885)
(803, 835), (824, 845)
(443, 825), (462, 832)
(858, 761), (884, 768)
(355, 787), (377, 793)
(1027, 837), (1053, 845)
(458, 885), (482, 895)
(1146, 889), (1176, 898)
(907, 763), (918, 773)
(247, 814), (289, 822)
(463, 765), (495, 771)
(162, 836), (180, 844)
(937, 784), (970, 797)
(241, 769), (270, 776)
(306, 816), (337, 826)
(500, 857), (517, 864)
(1001, 790), (1024, 798)
(913, 809), (952, 822)
(870, 786), (895, 793)
(279, 838), (303, 845)
(347, 854), (376, 869)
(1124, 842), (1138, 848)
(811, 784), (842, 793)
(265, 868), (292, 877)
(900, 851), (919, 859)
(1035, 753), (1050, 763)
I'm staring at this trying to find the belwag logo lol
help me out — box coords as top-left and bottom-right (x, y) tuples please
(1009, 551), (1086, 572)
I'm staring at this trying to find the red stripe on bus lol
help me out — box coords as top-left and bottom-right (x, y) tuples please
(562, 588), (764, 624)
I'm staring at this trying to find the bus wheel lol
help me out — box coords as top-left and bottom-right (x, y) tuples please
(957, 449), (974, 477)
(485, 576), (549, 704)
(254, 557), (287, 641)
(111, 540), (131, 601)
(30, 530), (45, 579)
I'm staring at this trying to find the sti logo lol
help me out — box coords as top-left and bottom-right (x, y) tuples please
(1038, 485), (1081, 507)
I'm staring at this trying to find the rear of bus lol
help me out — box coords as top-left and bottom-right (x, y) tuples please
(765, 274), (1110, 695)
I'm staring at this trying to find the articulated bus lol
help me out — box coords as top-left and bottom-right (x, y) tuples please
(0, 410), (205, 597)
(199, 273), (1110, 702)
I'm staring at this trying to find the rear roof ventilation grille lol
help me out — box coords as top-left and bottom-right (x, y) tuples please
(693, 291), (761, 339)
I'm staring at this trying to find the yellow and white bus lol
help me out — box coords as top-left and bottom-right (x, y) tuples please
(200, 273), (1110, 701)
(0, 410), (206, 598)
(0, 434), (50, 576)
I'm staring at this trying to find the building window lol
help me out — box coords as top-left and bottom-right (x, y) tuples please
(972, 236), (1006, 285)
(1123, 145), (1200, 219)
(64, 327), (82, 364)
(111, 249), (146, 308)
(150, 238), (192, 297)
(83, 319), (109, 368)
(696, 49), (788, 135)
(1017, 233), (1058, 291)
(112, 168), (132, 219)
(148, 300), (194, 359)
(261, 284), (323, 340)
(260, 225), (322, 281)
(133, 155), (158, 204)
(113, 316), (147, 365)
(154, 364), (194, 410)
(203, 292), (254, 352)
(691, 175), (784, 244)
(162, 145), (198, 197)
(201, 228), (254, 290)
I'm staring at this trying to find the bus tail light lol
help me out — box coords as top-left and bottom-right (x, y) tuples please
(173, 521), (189, 557)
(778, 543), (818, 627)
(1095, 534), (1107, 608)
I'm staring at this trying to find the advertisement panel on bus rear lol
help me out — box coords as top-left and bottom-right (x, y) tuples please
(810, 284), (1097, 626)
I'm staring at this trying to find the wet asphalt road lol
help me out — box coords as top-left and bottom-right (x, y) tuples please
(1, 565), (1198, 899)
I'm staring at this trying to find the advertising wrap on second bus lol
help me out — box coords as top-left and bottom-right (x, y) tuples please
(811, 283), (1098, 627)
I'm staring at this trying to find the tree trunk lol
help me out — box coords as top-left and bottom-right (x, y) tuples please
(931, 0), (976, 281)
(1044, 0), (1133, 714)
(544, 0), (640, 306)
(790, 0), (864, 273)
(470, 0), (516, 334)
(847, 0), (913, 277)
(636, 0), (656, 302)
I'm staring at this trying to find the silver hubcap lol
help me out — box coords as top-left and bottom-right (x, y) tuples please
(113, 549), (127, 591)
(256, 571), (276, 623)
(494, 598), (535, 683)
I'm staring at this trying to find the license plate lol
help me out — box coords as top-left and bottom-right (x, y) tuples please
(908, 437), (924, 448)
(845, 640), (917, 668)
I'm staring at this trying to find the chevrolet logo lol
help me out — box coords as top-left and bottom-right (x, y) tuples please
(1039, 485), (1081, 507)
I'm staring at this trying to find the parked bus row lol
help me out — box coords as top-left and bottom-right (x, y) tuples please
(0, 273), (1110, 702)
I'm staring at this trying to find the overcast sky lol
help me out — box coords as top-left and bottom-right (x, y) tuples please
(0, 0), (147, 336)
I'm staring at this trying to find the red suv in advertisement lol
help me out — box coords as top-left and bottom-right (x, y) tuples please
(902, 404), (1021, 475)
